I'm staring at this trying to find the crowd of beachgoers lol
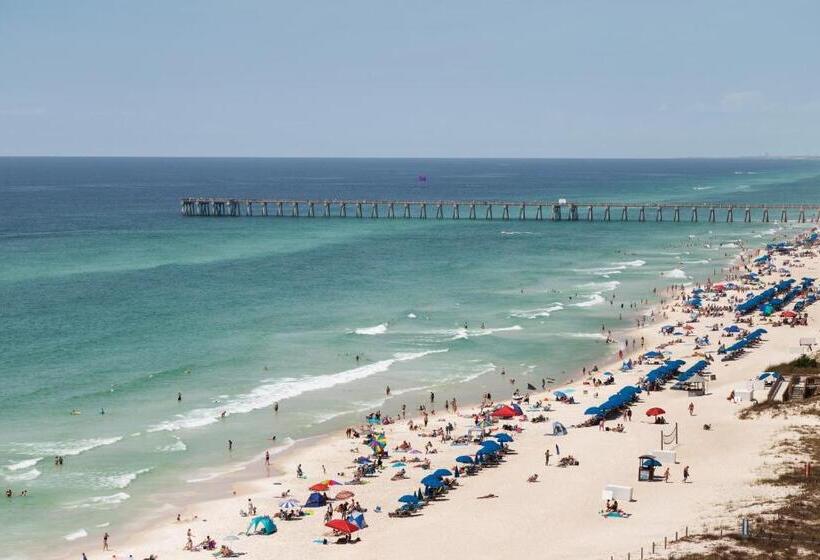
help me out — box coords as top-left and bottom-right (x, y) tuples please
(64, 228), (820, 560)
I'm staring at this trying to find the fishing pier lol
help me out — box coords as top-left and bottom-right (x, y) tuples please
(180, 198), (820, 223)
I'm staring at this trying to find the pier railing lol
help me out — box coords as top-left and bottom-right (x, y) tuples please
(180, 198), (820, 223)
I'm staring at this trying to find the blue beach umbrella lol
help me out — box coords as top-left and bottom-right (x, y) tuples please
(493, 433), (514, 443)
(455, 455), (474, 464)
(553, 391), (568, 399)
(479, 440), (502, 452)
(432, 468), (453, 478)
(398, 494), (420, 505)
(642, 457), (662, 468)
(584, 406), (604, 416)
(421, 476), (444, 488)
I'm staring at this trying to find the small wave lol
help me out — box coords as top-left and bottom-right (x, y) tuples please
(459, 364), (497, 383)
(680, 259), (709, 265)
(720, 242), (739, 248)
(449, 325), (522, 341)
(352, 323), (388, 335)
(4, 468), (40, 482)
(509, 304), (563, 319)
(104, 468), (152, 489)
(11, 437), (123, 457)
(613, 259), (646, 267)
(63, 492), (130, 510)
(576, 280), (620, 292)
(546, 332), (606, 339)
(501, 231), (535, 236)
(6, 458), (42, 471)
(64, 529), (88, 541)
(571, 293), (606, 307)
(662, 268), (688, 279)
(148, 350), (447, 432)
(407, 313), (417, 319)
(156, 439), (187, 453)
(693, 186), (714, 190)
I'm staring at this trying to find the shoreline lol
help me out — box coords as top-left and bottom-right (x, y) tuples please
(60, 229), (813, 560)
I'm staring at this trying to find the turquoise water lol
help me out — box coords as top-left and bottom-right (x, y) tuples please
(2, 157), (820, 558)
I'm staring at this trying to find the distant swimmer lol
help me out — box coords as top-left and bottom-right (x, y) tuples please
(274, 402), (279, 413)
(70, 409), (81, 415)
(220, 411), (227, 419)
(385, 385), (391, 396)
(178, 392), (182, 402)
(481, 322), (485, 329)
(228, 439), (233, 451)
(100, 408), (105, 415)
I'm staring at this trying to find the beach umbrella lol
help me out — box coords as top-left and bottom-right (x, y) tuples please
(279, 498), (301, 509)
(325, 519), (359, 534)
(320, 480), (341, 486)
(724, 325), (741, 333)
(455, 455), (474, 464)
(432, 468), (453, 478)
(781, 310), (797, 318)
(510, 403), (524, 415)
(309, 482), (330, 492)
(602, 372), (614, 378)
(641, 457), (662, 468)
(391, 461), (407, 468)
(354, 456), (371, 464)
(553, 391), (568, 400)
(398, 494), (420, 505)
(479, 440), (502, 452)
(335, 490), (355, 500)
(493, 433), (514, 443)
(491, 405), (516, 418)
(584, 406), (604, 416)
(643, 350), (663, 358)
(645, 407), (666, 417)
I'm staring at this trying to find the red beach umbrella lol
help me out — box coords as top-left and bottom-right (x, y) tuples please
(321, 479), (341, 486)
(645, 407), (666, 417)
(491, 405), (516, 418)
(335, 490), (355, 500)
(325, 519), (359, 534)
(309, 482), (330, 492)
(781, 310), (797, 318)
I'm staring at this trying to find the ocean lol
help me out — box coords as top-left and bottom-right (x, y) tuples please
(1, 157), (819, 558)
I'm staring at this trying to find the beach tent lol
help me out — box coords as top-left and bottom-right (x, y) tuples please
(246, 515), (277, 535)
(510, 403), (524, 415)
(304, 492), (327, 507)
(348, 513), (367, 529)
(552, 421), (568, 436)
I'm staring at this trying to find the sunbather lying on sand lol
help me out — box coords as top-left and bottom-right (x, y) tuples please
(527, 473), (539, 482)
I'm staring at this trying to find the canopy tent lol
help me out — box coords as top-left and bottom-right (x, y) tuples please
(491, 405), (517, 418)
(552, 421), (568, 436)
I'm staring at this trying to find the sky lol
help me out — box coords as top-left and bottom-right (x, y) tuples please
(1, 0), (819, 158)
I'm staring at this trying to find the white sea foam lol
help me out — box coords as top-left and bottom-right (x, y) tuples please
(501, 231), (535, 236)
(11, 437), (123, 457)
(662, 268), (688, 279)
(693, 185), (714, 190)
(6, 457), (42, 471)
(64, 529), (88, 541)
(352, 323), (387, 335)
(509, 304), (564, 319)
(186, 465), (248, 484)
(148, 350), (447, 432)
(459, 364), (497, 383)
(571, 293), (606, 307)
(407, 313), (417, 319)
(4, 468), (40, 482)
(63, 492), (130, 510)
(680, 259), (709, 264)
(720, 242), (739, 248)
(545, 332), (606, 339)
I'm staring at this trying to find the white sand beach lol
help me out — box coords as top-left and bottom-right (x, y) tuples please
(72, 230), (820, 560)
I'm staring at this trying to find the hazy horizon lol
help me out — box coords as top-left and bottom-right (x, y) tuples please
(2, 1), (819, 158)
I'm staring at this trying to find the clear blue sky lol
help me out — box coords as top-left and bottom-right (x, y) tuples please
(1, 1), (818, 157)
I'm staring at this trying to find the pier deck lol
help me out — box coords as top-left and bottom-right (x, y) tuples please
(180, 198), (820, 223)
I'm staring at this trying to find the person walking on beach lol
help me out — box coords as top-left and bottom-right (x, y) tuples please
(688, 402), (695, 416)
(663, 467), (670, 483)
(102, 532), (109, 551)
(683, 465), (690, 483)
(544, 449), (550, 466)
(386, 385), (390, 396)
(274, 402), (279, 413)
(265, 450), (270, 466)
(430, 391), (435, 404)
